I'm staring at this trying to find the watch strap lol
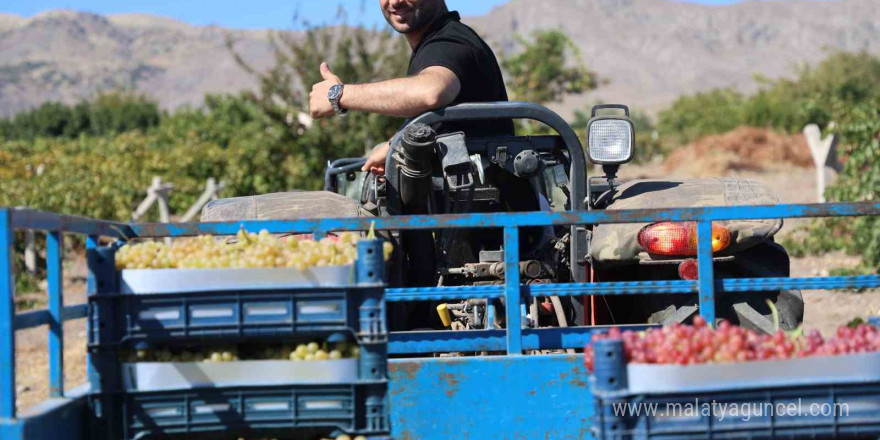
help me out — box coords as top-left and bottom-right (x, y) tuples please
(329, 84), (347, 115)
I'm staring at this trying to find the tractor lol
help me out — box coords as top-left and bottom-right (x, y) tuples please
(201, 102), (803, 335)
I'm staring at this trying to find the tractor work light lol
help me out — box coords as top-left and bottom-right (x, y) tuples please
(586, 104), (635, 165)
(637, 222), (731, 257)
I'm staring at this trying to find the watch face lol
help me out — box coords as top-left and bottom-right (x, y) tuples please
(328, 85), (342, 100)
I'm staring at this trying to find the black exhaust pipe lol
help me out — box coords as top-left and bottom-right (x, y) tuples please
(396, 123), (436, 209)
(393, 123), (437, 288)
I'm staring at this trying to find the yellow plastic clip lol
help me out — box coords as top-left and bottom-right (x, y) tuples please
(436, 303), (452, 328)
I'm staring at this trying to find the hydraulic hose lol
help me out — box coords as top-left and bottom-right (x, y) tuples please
(550, 295), (576, 354)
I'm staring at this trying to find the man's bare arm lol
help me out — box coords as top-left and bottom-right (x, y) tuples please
(354, 68), (459, 172)
(341, 66), (460, 118)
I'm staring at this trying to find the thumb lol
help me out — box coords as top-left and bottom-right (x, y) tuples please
(320, 62), (339, 82)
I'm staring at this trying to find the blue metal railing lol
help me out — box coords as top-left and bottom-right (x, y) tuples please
(0, 210), (14, 420)
(1, 209), (129, 420)
(1, 202), (879, 420)
(122, 201), (880, 355)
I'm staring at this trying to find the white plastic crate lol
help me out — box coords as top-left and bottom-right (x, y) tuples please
(625, 352), (880, 393)
(123, 358), (359, 391)
(120, 265), (356, 294)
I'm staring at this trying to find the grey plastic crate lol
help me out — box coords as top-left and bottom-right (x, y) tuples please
(592, 340), (880, 440)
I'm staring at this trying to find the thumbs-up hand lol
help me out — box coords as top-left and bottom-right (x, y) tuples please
(320, 62), (341, 83)
(310, 62), (344, 119)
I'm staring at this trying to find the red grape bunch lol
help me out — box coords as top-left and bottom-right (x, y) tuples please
(584, 317), (879, 372)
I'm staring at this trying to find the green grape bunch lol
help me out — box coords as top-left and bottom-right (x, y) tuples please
(121, 340), (360, 363)
(288, 342), (358, 362)
(115, 230), (393, 270)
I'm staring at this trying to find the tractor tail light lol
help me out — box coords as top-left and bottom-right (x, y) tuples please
(678, 258), (699, 280)
(637, 222), (731, 257)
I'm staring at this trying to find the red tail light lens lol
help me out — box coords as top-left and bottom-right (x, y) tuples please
(678, 258), (699, 280)
(637, 222), (731, 257)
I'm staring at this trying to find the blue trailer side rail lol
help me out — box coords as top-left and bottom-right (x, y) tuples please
(1, 209), (131, 439)
(1, 202), (879, 439)
(125, 201), (880, 355)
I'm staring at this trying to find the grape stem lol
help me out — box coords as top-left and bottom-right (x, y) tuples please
(766, 298), (806, 343)
(367, 221), (377, 240)
(239, 226), (252, 244)
(765, 299), (780, 334)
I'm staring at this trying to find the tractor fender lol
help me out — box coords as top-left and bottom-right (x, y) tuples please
(590, 177), (783, 266)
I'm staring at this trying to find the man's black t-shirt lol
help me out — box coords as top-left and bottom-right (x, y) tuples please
(407, 11), (514, 137)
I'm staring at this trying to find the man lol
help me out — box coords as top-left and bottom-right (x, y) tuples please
(309, 0), (513, 175)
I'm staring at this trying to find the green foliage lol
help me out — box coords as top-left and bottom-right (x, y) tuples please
(657, 52), (880, 143)
(499, 30), (600, 136)
(657, 89), (745, 143)
(780, 96), (880, 273)
(12, 252), (41, 300)
(0, 91), (160, 140)
(501, 30), (598, 104)
(228, 24), (410, 184)
(0, 102), (83, 139)
(87, 91), (162, 137)
(157, 94), (282, 149)
(0, 93), (313, 221)
(825, 98), (880, 272)
(826, 98), (880, 204)
(780, 222), (849, 259)
(3, 134), (200, 220)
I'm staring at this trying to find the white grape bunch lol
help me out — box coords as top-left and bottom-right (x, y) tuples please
(121, 341), (360, 363)
(115, 230), (393, 270)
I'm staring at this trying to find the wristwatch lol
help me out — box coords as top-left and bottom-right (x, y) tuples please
(328, 84), (347, 115)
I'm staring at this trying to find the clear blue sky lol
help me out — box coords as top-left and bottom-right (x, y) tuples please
(3, 0), (751, 29)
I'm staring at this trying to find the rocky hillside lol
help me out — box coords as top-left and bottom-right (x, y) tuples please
(0, 10), (274, 117)
(1, 0), (878, 118)
(469, 0), (880, 115)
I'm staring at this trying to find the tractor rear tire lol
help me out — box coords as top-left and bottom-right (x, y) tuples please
(646, 241), (804, 333)
(647, 289), (804, 333)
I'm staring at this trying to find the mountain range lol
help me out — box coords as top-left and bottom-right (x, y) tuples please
(1, 0), (878, 119)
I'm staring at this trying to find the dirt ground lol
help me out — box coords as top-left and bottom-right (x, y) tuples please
(12, 164), (878, 413)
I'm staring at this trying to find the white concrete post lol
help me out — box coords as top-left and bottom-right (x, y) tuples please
(132, 176), (175, 245)
(803, 124), (839, 203)
(180, 178), (226, 222)
(24, 230), (36, 274)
